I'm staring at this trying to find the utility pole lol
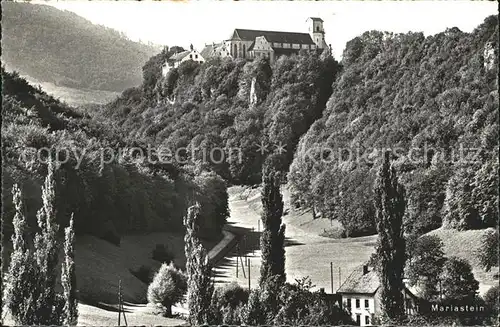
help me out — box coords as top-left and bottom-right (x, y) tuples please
(248, 260), (251, 290)
(117, 279), (128, 326)
(338, 266), (341, 290)
(330, 262), (334, 294)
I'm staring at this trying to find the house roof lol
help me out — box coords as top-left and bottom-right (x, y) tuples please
(229, 29), (315, 45)
(308, 17), (324, 22)
(169, 50), (191, 61)
(200, 44), (215, 58)
(337, 265), (379, 294)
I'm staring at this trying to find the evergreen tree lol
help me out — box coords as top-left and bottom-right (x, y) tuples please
(3, 184), (37, 324)
(4, 162), (67, 325)
(184, 203), (214, 325)
(62, 214), (78, 325)
(373, 151), (406, 322)
(259, 155), (286, 285)
(32, 160), (62, 325)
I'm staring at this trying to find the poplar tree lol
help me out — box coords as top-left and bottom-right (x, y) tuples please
(259, 156), (286, 285)
(4, 184), (36, 324)
(184, 203), (214, 325)
(62, 214), (78, 325)
(373, 151), (406, 322)
(32, 160), (62, 325)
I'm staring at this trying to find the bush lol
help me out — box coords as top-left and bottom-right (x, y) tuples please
(152, 244), (174, 263)
(147, 262), (187, 317)
(209, 282), (249, 323)
(130, 265), (153, 284)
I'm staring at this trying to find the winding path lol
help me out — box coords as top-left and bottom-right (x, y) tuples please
(212, 187), (377, 293)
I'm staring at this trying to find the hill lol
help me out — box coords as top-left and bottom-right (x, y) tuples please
(1, 2), (160, 92)
(288, 16), (498, 237)
(1, 67), (228, 243)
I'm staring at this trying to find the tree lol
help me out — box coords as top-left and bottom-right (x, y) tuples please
(147, 262), (187, 317)
(440, 256), (479, 301)
(259, 155), (286, 286)
(4, 162), (69, 325)
(483, 285), (499, 319)
(477, 229), (499, 272)
(3, 184), (36, 324)
(184, 204), (214, 325)
(406, 235), (446, 300)
(373, 151), (406, 322)
(62, 215), (78, 325)
(32, 161), (62, 325)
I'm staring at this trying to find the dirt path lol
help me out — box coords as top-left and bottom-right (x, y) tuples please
(212, 187), (377, 293)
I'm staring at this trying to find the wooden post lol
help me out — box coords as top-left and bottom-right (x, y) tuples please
(240, 255), (246, 278)
(258, 220), (260, 233)
(330, 262), (334, 294)
(338, 266), (341, 290)
(248, 260), (251, 290)
(236, 252), (239, 278)
(118, 280), (121, 326)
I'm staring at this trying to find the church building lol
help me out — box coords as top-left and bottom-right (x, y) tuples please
(203, 17), (329, 63)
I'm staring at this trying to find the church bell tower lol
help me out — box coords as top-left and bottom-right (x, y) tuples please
(307, 17), (327, 50)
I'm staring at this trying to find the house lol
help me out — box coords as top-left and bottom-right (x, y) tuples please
(337, 265), (419, 326)
(222, 17), (329, 63)
(162, 45), (205, 76)
(200, 42), (232, 60)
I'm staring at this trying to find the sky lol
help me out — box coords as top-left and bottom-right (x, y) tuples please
(34, 0), (497, 60)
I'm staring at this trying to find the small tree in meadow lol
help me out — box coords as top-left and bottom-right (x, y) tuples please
(147, 262), (187, 317)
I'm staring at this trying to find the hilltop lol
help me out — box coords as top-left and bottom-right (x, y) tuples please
(1, 2), (160, 92)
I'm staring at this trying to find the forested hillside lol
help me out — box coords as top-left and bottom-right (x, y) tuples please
(102, 48), (340, 185)
(1, 2), (159, 92)
(97, 16), (497, 239)
(1, 68), (228, 242)
(289, 16), (499, 237)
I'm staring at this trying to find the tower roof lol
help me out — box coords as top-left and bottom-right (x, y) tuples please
(307, 17), (324, 22)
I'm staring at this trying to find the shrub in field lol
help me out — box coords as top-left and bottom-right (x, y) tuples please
(209, 282), (249, 324)
(147, 262), (187, 317)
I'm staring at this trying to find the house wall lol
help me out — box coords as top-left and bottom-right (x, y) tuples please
(342, 293), (376, 326)
(179, 50), (205, 66)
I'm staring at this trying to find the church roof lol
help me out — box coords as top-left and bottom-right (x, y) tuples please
(337, 265), (379, 294)
(229, 29), (315, 45)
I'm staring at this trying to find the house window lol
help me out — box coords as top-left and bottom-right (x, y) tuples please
(195, 54), (198, 59)
(365, 315), (370, 325)
(365, 299), (369, 308)
(190, 54), (193, 59)
(356, 299), (360, 308)
(346, 299), (351, 308)
(316, 26), (320, 32)
(355, 314), (361, 326)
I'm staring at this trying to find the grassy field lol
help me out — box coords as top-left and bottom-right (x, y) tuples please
(223, 186), (498, 297)
(22, 75), (120, 106)
(427, 227), (499, 295)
